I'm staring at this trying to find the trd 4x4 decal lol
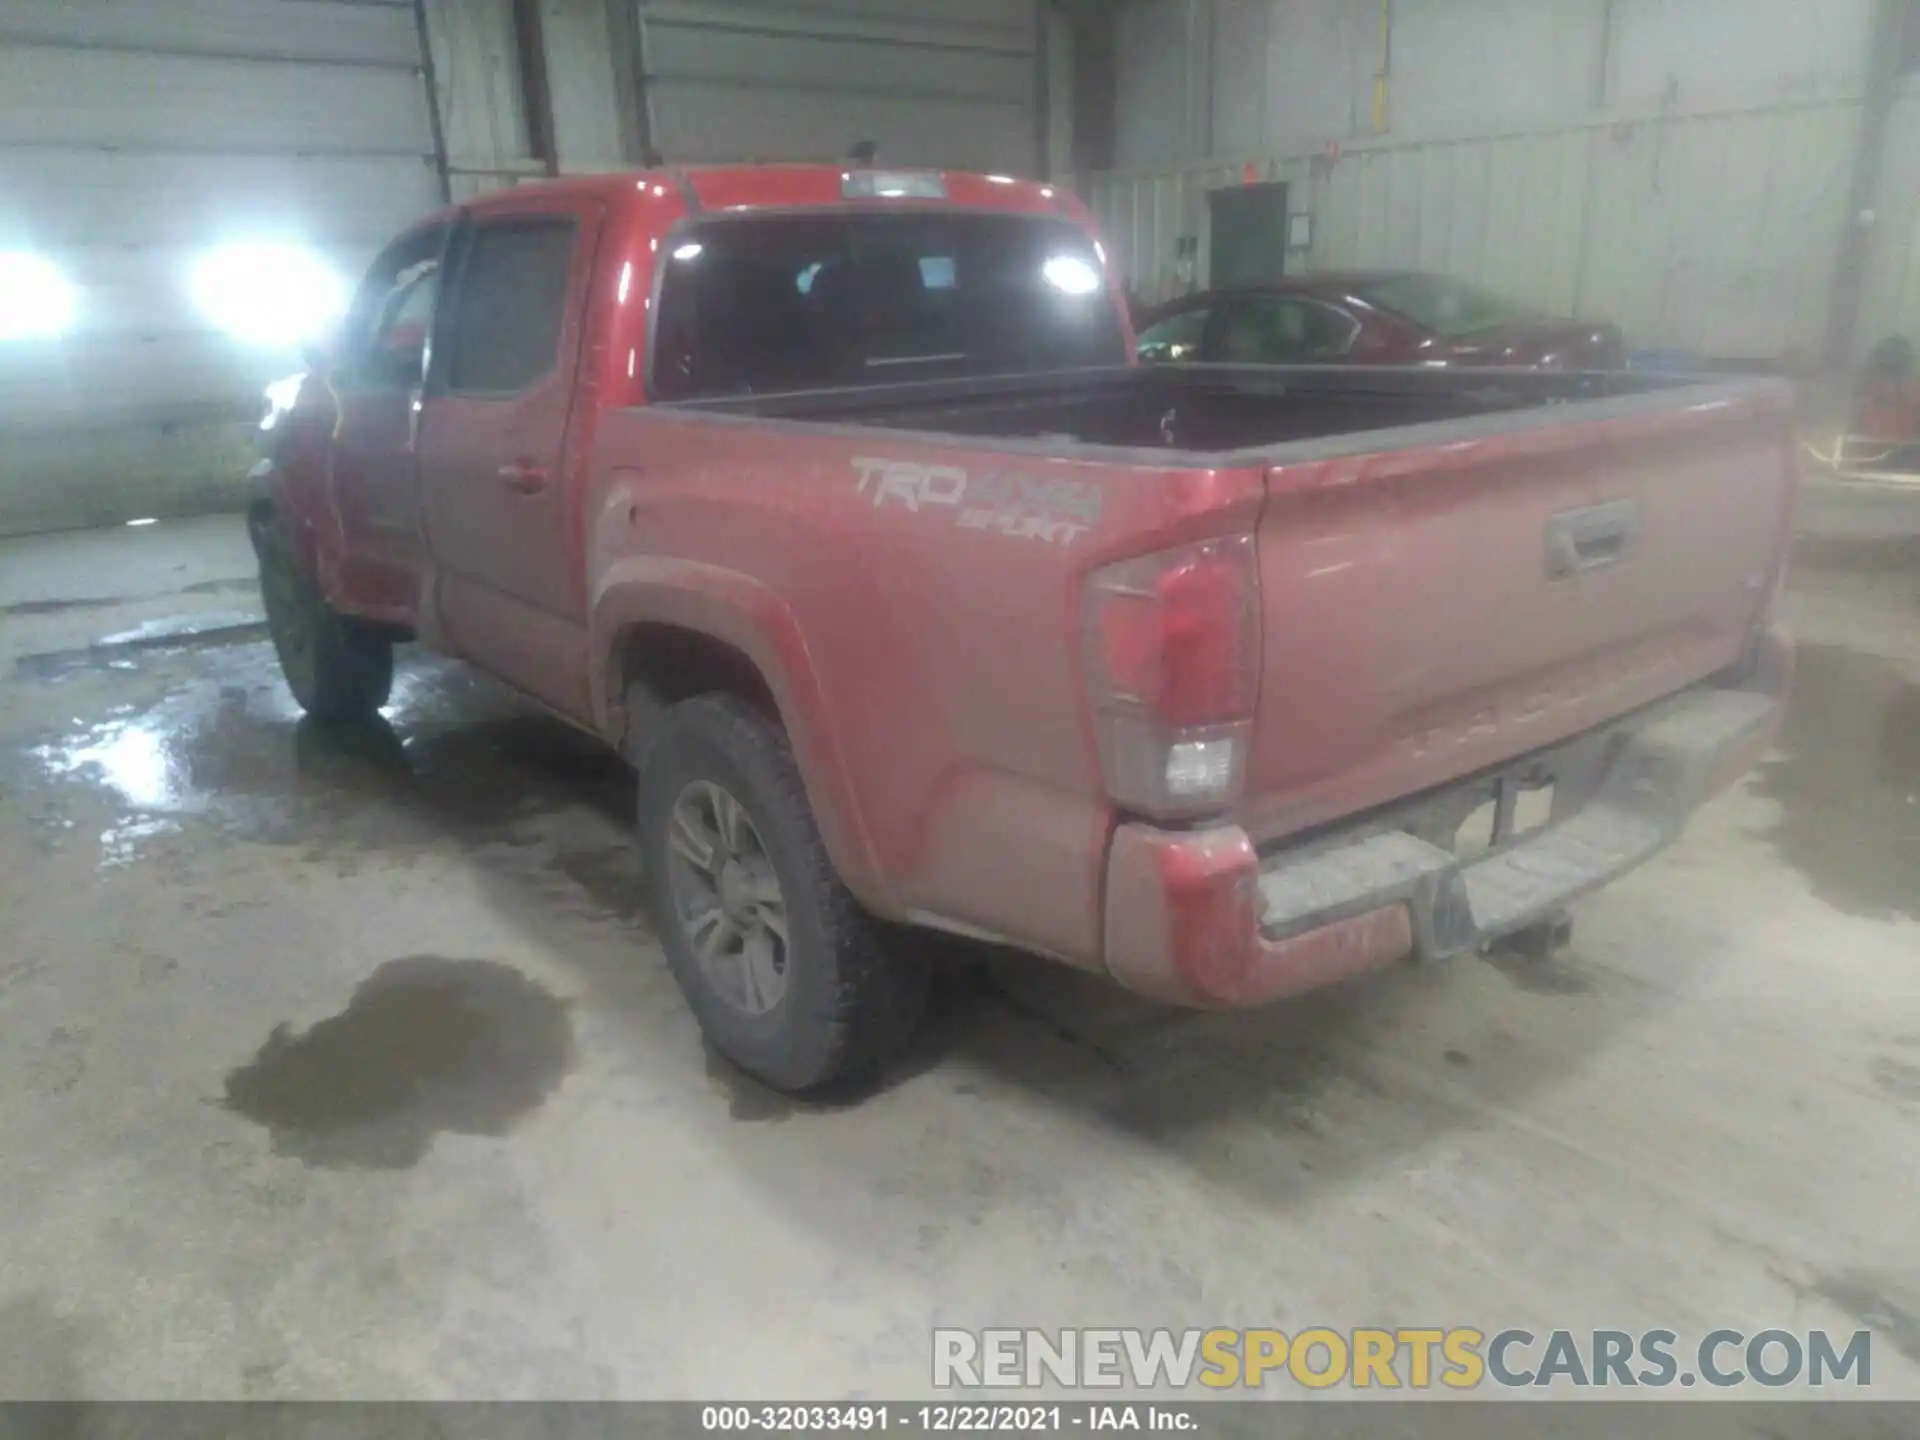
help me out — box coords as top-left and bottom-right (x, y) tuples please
(853, 457), (1104, 546)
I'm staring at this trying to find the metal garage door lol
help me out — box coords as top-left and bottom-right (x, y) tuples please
(636, 0), (1041, 175)
(0, 0), (441, 537)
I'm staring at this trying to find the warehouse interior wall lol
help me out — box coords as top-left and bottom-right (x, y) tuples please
(1866, 86), (1920, 350)
(1096, 0), (1918, 367)
(1606, 0), (1877, 110)
(0, 0), (440, 537)
(0, 0), (1064, 536)
(1115, 0), (1881, 167)
(1113, 0), (1190, 168)
(422, 0), (626, 198)
(425, 0), (1053, 191)
(1066, 0), (1117, 175)
(540, 0), (631, 170)
(1047, 5), (1076, 182)
(3, 0), (1904, 537)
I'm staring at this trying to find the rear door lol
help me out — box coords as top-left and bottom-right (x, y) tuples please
(417, 196), (604, 716)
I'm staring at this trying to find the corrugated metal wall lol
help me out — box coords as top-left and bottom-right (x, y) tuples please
(1863, 85), (1920, 354)
(0, 0), (440, 537)
(432, 0), (625, 203)
(1087, 95), (1864, 363)
(428, 0), (532, 199)
(429, 0), (1046, 197)
(1114, 0), (1879, 172)
(635, 0), (1040, 173)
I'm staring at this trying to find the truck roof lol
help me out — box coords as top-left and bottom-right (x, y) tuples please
(453, 165), (1069, 220)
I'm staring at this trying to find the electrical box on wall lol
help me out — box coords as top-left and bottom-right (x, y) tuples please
(1174, 235), (1199, 291)
(1287, 214), (1314, 251)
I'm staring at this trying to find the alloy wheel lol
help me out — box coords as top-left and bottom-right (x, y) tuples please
(665, 780), (791, 1016)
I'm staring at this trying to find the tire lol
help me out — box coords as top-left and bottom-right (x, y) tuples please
(636, 693), (928, 1093)
(255, 513), (394, 724)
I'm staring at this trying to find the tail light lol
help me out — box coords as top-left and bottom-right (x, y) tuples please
(1083, 534), (1261, 822)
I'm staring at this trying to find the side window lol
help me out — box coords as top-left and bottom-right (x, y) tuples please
(1211, 300), (1279, 363)
(650, 214), (1125, 400)
(1212, 298), (1357, 364)
(1137, 309), (1209, 363)
(340, 228), (444, 390)
(441, 218), (578, 395)
(1295, 299), (1360, 358)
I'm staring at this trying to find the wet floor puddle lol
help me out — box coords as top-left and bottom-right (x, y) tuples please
(1, 578), (258, 619)
(13, 633), (1917, 931)
(1751, 644), (1920, 922)
(223, 956), (575, 1169)
(12, 611), (267, 682)
(7, 640), (642, 913)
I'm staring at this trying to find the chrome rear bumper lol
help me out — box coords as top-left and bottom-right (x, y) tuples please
(1257, 688), (1777, 959)
(1102, 662), (1784, 1009)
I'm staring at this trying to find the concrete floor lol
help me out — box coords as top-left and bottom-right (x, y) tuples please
(1, 501), (1918, 1406)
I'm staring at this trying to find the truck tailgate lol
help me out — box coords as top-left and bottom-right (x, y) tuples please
(1242, 386), (1795, 843)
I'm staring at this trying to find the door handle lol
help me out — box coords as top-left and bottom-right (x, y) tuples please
(498, 460), (549, 496)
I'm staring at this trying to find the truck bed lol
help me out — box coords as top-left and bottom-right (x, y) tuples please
(663, 363), (1688, 458)
(606, 362), (1793, 972)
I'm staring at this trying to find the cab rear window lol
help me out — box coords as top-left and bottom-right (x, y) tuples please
(649, 212), (1125, 401)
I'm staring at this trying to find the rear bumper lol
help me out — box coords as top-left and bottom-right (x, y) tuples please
(1101, 636), (1789, 1009)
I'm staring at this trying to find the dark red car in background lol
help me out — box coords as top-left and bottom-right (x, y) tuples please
(1135, 271), (1627, 371)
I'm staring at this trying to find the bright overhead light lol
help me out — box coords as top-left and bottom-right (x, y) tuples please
(1042, 255), (1101, 296)
(672, 242), (704, 262)
(260, 373), (304, 430)
(0, 252), (79, 340)
(193, 243), (347, 348)
(985, 174), (1017, 185)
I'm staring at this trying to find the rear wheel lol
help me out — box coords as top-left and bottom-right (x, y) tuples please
(255, 514), (393, 723)
(637, 693), (927, 1093)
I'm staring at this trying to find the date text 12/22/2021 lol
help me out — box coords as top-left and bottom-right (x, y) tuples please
(701, 1404), (1201, 1432)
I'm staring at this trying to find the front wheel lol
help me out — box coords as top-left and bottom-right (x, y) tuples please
(637, 694), (927, 1093)
(255, 514), (393, 723)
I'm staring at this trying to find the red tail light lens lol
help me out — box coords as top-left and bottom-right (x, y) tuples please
(1085, 535), (1261, 820)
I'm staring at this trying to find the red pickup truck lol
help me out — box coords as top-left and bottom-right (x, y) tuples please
(251, 165), (1796, 1092)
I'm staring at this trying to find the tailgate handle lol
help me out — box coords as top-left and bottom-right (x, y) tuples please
(1546, 500), (1638, 579)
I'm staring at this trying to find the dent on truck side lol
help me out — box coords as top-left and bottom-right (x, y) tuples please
(245, 459), (282, 534)
(246, 458), (323, 570)
(249, 384), (350, 596)
(587, 537), (895, 917)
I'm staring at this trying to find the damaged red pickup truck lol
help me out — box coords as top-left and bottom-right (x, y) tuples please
(252, 166), (1796, 1092)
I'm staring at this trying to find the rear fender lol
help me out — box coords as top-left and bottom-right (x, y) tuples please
(590, 555), (891, 914)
